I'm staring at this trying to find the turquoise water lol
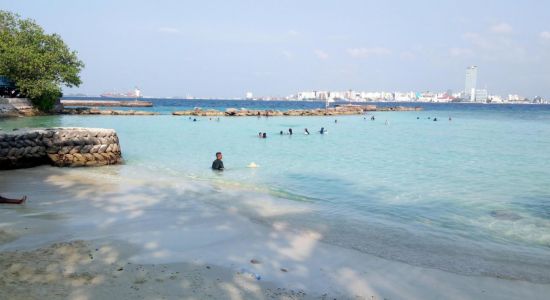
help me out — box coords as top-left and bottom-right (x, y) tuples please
(2, 102), (550, 283)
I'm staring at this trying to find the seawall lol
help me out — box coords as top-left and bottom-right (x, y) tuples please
(0, 128), (122, 170)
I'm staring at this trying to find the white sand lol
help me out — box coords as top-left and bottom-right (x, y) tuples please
(1, 166), (550, 300)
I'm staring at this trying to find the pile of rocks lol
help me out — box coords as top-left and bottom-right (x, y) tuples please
(61, 108), (158, 115)
(0, 128), (122, 169)
(172, 105), (421, 117)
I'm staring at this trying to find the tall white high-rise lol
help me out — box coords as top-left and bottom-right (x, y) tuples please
(465, 66), (478, 101)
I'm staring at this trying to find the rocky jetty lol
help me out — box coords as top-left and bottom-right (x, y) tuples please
(172, 105), (421, 117)
(0, 128), (122, 169)
(61, 108), (158, 115)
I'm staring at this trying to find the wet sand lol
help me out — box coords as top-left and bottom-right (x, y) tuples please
(1, 166), (550, 299)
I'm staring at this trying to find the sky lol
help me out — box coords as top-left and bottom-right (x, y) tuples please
(2, 0), (550, 98)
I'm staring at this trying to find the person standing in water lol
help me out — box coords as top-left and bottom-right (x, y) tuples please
(320, 127), (325, 134)
(288, 128), (293, 135)
(304, 128), (310, 135)
(212, 152), (224, 170)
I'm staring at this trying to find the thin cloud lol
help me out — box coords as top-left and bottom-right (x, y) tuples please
(490, 22), (513, 34)
(282, 50), (294, 59)
(462, 30), (528, 62)
(449, 47), (474, 57)
(347, 47), (391, 59)
(399, 51), (416, 61)
(314, 49), (329, 60)
(158, 27), (180, 34)
(462, 32), (491, 49)
(288, 29), (299, 37)
(540, 31), (550, 40)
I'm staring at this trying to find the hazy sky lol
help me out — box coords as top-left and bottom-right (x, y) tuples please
(2, 0), (550, 98)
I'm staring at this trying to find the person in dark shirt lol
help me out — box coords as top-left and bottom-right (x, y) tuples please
(288, 128), (293, 135)
(212, 152), (224, 170)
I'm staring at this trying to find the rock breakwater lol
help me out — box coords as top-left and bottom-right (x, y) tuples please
(172, 105), (421, 117)
(61, 108), (158, 115)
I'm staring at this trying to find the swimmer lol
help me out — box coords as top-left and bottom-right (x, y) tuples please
(211, 152), (224, 171)
(280, 130), (284, 135)
(433, 117), (438, 121)
(371, 116), (375, 121)
(304, 128), (310, 135)
(288, 128), (293, 135)
(320, 127), (325, 134)
(262, 132), (267, 138)
(258, 132), (262, 138)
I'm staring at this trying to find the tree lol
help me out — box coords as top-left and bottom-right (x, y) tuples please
(0, 10), (84, 111)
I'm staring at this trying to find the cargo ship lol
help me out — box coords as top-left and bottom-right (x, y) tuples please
(100, 87), (142, 98)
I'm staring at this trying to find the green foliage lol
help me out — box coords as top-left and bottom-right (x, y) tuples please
(0, 10), (84, 111)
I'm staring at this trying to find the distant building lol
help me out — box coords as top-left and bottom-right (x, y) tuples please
(489, 95), (503, 103)
(245, 92), (253, 100)
(508, 94), (525, 102)
(464, 66), (478, 101)
(296, 91), (315, 100)
(475, 89), (488, 103)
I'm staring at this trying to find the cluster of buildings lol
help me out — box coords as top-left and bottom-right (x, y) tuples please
(283, 66), (548, 104)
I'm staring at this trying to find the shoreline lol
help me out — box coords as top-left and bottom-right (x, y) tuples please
(2, 166), (550, 299)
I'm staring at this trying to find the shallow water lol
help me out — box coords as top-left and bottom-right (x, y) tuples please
(2, 101), (550, 283)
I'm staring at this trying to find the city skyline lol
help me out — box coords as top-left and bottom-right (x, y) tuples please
(2, 0), (550, 98)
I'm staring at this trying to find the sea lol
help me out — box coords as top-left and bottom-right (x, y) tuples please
(2, 99), (550, 283)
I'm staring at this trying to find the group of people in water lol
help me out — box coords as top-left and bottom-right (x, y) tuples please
(259, 127), (328, 138)
(417, 116), (452, 121)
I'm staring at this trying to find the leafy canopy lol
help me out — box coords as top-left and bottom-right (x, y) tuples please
(0, 10), (84, 111)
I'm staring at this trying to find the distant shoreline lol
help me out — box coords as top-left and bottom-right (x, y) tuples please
(61, 96), (547, 105)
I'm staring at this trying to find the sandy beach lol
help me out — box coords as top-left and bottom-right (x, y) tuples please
(1, 166), (550, 300)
